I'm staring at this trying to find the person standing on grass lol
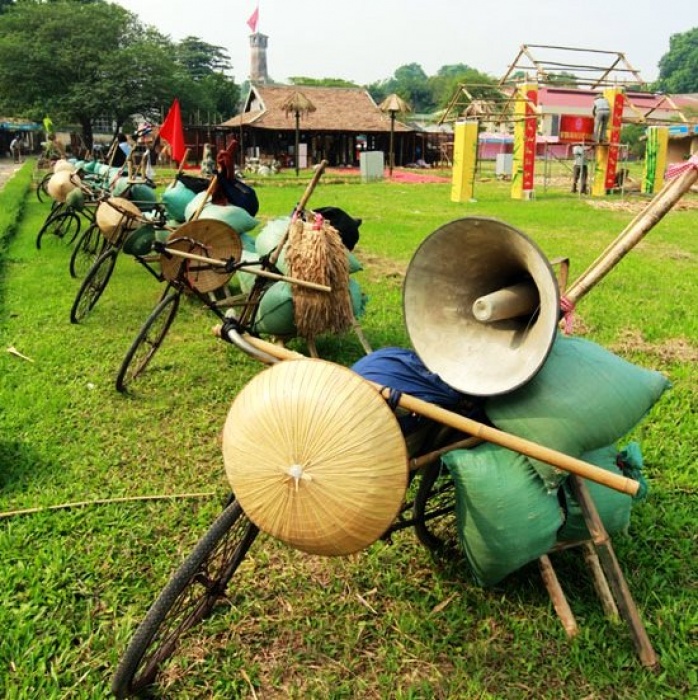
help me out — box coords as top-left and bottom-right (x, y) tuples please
(593, 94), (611, 143)
(10, 134), (22, 163)
(110, 132), (131, 168)
(571, 143), (589, 194)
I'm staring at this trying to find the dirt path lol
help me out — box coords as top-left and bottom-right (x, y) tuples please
(0, 157), (26, 190)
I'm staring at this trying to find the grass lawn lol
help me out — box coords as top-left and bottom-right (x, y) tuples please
(0, 160), (696, 698)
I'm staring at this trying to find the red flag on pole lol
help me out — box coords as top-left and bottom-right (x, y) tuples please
(159, 98), (186, 164)
(247, 5), (259, 33)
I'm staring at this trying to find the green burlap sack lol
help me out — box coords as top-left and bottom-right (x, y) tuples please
(111, 179), (158, 212)
(253, 281), (295, 336)
(122, 225), (156, 257)
(184, 193), (259, 234)
(255, 218), (362, 276)
(443, 444), (563, 587)
(557, 444), (636, 542)
(161, 180), (196, 223)
(235, 248), (261, 295)
(254, 279), (368, 337)
(486, 334), (670, 490)
(349, 278), (368, 319)
(255, 217), (291, 273)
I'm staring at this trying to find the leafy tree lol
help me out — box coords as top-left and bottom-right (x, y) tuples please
(368, 63), (434, 113)
(621, 123), (646, 159)
(546, 71), (578, 88)
(657, 27), (698, 93)
(176, 36), (232, 80)
(0, 1), (181, 147)
(172, 37), (240, 121)
(430, 64), (498, 110)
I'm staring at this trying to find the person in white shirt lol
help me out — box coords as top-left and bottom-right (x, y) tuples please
(593, 95), (611, 143)
(571, 143), (589, 193)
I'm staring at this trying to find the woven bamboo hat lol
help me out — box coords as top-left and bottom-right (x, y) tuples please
(96, 197), (141, 244)
(53, 159), (75, 174)
(47, 170), (80, 203)
(223, 359), (408, 556)
(160, 219), (242, 294)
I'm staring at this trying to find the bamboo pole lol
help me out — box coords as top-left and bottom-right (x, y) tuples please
(231, 333), (640, 497)
(160, 246), (331, 292)
(565, 164), (698, 304)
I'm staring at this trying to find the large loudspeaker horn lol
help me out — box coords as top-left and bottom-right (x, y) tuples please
(403, 217), (560, 397)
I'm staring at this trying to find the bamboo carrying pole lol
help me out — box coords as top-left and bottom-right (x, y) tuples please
(189, 174), (218, 222)
(565, 162), (698, 304)
(170, 148), (191, 187)
(230, 333), (640, 497)
(472, 164), (698, 325)
(160, 246), (331, 292)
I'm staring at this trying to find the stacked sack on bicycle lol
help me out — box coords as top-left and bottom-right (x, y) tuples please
(352, 333), (668, 588)
(232, 207), (368, 339)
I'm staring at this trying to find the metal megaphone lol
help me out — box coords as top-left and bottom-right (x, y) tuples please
(403, 217), (560, 396)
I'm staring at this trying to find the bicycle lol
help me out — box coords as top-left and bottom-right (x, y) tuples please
(113, 214), (338, 394)
(113, 161), (371, 394)
(69, 194), (168, 325)
(110, 379), (474, 696)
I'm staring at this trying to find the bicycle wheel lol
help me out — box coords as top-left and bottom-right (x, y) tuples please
(111, 498), (259, 697)
(413, 459), (459, 554)
(69, 223), (106, 279)
(36, 209), (81, 250)
(36, 172), (52, 203)
(69, 248), (118, 324)
(115, 292), (180, 393)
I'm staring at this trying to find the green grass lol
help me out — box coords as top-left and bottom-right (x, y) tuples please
(0, 163), (696, 698)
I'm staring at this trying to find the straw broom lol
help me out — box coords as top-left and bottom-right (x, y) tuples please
(285, 216), (353, 340)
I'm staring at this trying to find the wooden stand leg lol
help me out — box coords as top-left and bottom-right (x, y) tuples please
(539, 554), (579, 637)
(582, 542), (619, 620)
(569, 476), (658, 669)
(306, 337), (319, 358)
(352, 319), (373, 355)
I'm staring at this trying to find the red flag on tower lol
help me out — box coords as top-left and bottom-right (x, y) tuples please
(159, 98), (186, 164)
(247, 5), (259, 33)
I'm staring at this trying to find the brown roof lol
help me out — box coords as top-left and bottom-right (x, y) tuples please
(221, 84), (413, 133)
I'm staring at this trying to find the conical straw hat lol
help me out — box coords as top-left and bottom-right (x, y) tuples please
(160, 219), (242, 293)
(223, 359), (408, 556)
(96, 197), (141, 244)
(47, 170), (80, 203)
(53, 159), (75, 174)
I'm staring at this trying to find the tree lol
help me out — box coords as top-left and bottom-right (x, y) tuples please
(429, 64), (498, 110)
(657, 27), (698, 93)
(175, 36), (232, 80)
(172, 37), (240, 122)
(0, 2), (182, 147)
(367, 63), (433, 113)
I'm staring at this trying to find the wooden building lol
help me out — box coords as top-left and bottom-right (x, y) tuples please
(221, 84), (415, 169)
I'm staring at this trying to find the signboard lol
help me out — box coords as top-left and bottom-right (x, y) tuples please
(559, 115), (594, 143)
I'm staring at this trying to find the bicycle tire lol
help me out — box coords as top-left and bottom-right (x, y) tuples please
(69, 248), (118, 324)
(36, 209), (81, 250)
(69, 223), (106, 279)
(36, 172), (52, 203)
(111, 498), (259, 697)
(413, 459), (459, 554)
(115, 292), (180, 393)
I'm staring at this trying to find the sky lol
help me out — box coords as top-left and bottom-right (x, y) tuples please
(113, 0), (696, 87)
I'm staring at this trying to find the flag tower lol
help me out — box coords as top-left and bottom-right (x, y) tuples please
(247, 4), (269, 84)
